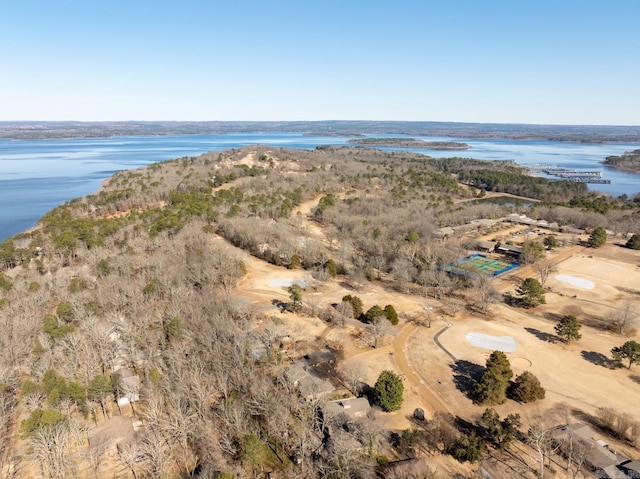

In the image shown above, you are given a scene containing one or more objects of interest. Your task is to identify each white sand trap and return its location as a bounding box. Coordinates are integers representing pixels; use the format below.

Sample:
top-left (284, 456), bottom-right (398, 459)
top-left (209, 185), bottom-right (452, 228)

top-left (555, 275), bottom-right (594, 289)
top-left (465, 332), bottom-right (517, 352)
top-left (267, 278), bottom-right (307, 288)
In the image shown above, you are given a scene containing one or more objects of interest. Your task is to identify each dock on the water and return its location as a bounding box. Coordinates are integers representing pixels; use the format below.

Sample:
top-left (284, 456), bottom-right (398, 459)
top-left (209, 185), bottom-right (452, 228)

top-left (524, 164), bottom-right (611, 184)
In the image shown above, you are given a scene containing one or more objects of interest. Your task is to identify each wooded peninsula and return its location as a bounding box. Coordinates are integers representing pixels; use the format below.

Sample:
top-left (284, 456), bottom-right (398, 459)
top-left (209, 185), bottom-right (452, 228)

top-left (347, 138), bottom-right (470, 149)
top-left (1, 145), bottom-right (639, 478)
top-left (603, 149), bottom-right (640, 173)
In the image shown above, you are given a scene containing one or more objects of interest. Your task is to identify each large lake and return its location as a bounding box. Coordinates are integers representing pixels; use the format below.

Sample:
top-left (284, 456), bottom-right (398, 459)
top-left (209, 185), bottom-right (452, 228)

top-left (1, 133), bottom-right (639, 242)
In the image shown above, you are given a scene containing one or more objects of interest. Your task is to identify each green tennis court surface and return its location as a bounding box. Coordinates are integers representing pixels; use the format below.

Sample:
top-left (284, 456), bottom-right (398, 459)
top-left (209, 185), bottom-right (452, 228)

top-left (442, 254), bottom-right (519, 277)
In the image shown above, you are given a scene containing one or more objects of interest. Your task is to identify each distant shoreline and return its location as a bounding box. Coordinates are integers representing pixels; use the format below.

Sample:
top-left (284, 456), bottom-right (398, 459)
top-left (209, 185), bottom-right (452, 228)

top-left (348, 138), bottom-right (470, 150)
top-left (2, 120), bottom-right (640, 143)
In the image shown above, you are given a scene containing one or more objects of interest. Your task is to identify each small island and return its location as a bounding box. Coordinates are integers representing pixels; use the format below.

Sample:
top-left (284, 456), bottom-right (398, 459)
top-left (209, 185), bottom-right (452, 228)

top-left (602, 149), bottom-right (640, 173)
top-left (348, 137), bottom-right (470, 150)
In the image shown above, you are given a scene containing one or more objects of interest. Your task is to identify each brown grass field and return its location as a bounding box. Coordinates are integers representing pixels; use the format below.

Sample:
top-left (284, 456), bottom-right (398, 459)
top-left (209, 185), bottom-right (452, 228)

top-left (230, 195), bottom-right (640, 438)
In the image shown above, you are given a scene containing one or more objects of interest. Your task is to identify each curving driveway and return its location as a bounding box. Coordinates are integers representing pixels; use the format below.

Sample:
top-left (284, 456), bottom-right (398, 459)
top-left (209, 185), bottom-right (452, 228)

top-left (391, 323), bottom-right (450, 415)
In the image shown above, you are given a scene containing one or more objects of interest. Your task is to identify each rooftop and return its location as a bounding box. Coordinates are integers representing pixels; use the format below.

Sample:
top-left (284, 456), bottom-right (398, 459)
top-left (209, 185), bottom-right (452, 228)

top-left (323, 397), bottom-right (371, 421)
top-left (285, 362), bottom-right (335, 400)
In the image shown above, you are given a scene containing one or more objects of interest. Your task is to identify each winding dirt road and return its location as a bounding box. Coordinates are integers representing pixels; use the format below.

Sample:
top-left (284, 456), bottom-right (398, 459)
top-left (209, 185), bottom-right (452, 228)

top-left (392, 323), bottom-right (450, 414)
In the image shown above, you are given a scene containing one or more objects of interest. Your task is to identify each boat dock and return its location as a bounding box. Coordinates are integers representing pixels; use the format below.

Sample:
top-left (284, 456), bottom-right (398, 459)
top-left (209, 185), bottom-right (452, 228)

top-left (555, 178), bottom-right (611, 184)
top-left (524, 165), bottom-right (611, 184)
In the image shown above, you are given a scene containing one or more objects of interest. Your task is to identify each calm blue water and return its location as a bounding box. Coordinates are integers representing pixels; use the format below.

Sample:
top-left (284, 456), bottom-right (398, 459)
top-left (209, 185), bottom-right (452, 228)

top-left (1, 133), bottom-right (639, 242)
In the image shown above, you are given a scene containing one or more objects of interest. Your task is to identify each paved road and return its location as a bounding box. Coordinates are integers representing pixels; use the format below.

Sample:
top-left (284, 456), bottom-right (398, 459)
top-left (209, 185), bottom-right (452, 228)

top-left (433, 322), bottom-right (457, 364)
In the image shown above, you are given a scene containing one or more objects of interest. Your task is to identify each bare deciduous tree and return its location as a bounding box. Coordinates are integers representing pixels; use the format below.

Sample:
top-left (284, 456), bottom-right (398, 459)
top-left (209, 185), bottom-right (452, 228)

top-left (116, 441), bottom-right (142, 479)
top-left (469, 273), bottom-right (501, 315)
top-left (534, 259), bottom-right (557, 288)
top-left (445, 298), bottom-right (465, 319)
top-left (29, 424), bottom-right (71, 479)
top-left (433, 270), bottom-right (458, 300)
top-left (424, 412), bottom-right (458, 453)
top-left (364, 316), bottom-right (392, 349)
top-left (335, 301), bottom-right (353, 327)
top-left (87, 434), bottom-right (109, 479)
top-left (606, 299), bottom-right (638, 335)
top-left (141, 431), bottom-right (171, 479)
top-left (565, 437), bottom-right (592, 479)
top-left (340, 360), bottom-right (366, 396)
top-left (527, 410), bottom-right (563, 479)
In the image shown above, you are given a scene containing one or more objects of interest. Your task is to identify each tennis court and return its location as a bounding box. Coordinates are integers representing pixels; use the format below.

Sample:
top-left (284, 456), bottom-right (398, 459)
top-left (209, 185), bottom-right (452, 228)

top-left (442, 254), bottom-right (519, 277)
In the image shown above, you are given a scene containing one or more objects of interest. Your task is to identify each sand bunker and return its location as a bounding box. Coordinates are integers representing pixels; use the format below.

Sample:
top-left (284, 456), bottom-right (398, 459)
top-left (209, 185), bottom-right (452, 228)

top-left (465, 332), bottom-right (517, 352)
top-left (511, 357), bottom-right (532, 368)
top-left (267, 278), bottom-right (307, 288)
top-left (555, 275), bottom-right (594, 289)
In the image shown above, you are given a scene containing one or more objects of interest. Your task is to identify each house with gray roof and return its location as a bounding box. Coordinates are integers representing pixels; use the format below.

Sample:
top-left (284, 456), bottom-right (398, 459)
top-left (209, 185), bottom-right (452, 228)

top-left (285, 362), bottom-right (335, 400)
top-left (551, 424), bottom-right (631, 477)
top-left (114, 368), bottom-right (140, 406)
top-left (322, 397), bottom-right (371, 422)
top-left (465, 239), bottom-right (497, 253)
top-left (621, 459), bottom-right (640, 478)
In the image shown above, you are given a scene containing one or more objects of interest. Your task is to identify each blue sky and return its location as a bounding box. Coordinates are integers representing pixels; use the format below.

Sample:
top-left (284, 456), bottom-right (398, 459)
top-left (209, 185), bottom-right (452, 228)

top-left (1, 1), bottom-right (639, 125)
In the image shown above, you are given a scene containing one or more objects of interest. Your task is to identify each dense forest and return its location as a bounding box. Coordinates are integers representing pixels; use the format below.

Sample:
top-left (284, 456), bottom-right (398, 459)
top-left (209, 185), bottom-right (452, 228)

top-left (0, 146), bottom-right (639, 478)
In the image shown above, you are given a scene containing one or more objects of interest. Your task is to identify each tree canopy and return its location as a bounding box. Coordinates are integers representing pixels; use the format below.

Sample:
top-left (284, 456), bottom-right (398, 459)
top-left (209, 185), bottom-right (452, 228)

top-left (480, 408), bottom-right (521, 449)
top-left (474, 351), bottom-right (513, 405)
top-left (374, 370), bottom-right (404, 412)
top-left (509, 371), bottom-right (545, 403)
top-left (342, 294), bottom-right (363, 319)
top-left (588, 226), bottom-right (607, 248)
top-left (543, 235), bottom-right (560, 249)
top-left (554, 315), bottom-right (582, 342)
top-left (451, 433), bottom-right (485, 463)
top-left (287, 284), bottom-right (303, 312)
top-left (383, 304), bottom-right (399, 325)
top-left (516, 277), bottom-right (546, 308)
top-left (611, 341), bottom-right (640, 369)
top-left (363, 304), bottom-right (385, 324)
top-left (522, 240), bottom-right (545, 264)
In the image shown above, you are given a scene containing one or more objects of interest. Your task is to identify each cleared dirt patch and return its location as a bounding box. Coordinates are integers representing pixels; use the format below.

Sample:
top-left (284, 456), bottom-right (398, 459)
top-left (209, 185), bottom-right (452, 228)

top-left (267, 278), bottom-right (308, 288)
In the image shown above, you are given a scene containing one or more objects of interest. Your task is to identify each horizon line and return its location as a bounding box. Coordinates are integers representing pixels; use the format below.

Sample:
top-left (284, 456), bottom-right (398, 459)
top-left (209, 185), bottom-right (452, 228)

top-left (1, 119), bottom-right (640, 128)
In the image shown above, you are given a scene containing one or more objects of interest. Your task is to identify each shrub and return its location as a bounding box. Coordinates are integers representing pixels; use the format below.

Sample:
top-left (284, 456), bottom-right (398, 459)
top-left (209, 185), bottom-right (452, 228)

top-left (588, 226), bottom-right (607, 248)
top-left (451, 433), bottom-right (485, 463)
top-left (509, 371), bottom-right (545, 403)
top-left (363, 305), bottom-right (385, 324)
top-left (626, 233), bottom-right (640, 250)
top-left (68, 277), bottom-right (88, 293)
top-left (384, 304), bottom-right (399, 325)
top-left (56, 302), bottom-right (74, 322)
top-left (342, 294), bottom-right (363, 319)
